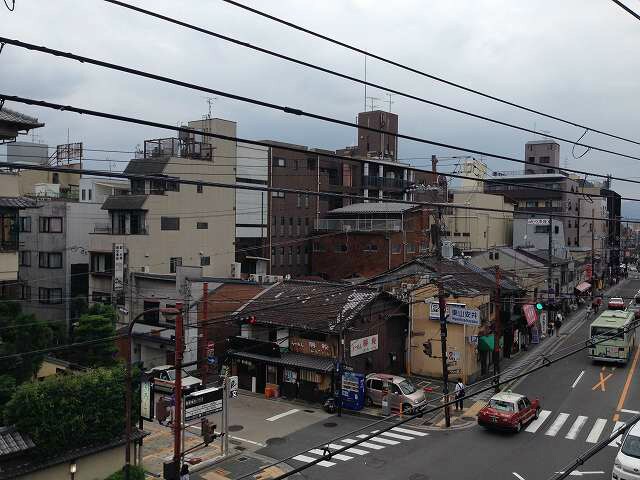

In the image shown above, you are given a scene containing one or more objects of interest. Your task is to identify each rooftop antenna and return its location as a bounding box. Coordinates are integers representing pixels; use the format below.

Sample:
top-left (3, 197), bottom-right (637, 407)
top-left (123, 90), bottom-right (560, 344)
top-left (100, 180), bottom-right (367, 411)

top-left (385, 93), bottom-right (394, 113)
top-left (203, 96), bottom-right (217, 119)
top-left (366, 96), bottom-right (381, 112)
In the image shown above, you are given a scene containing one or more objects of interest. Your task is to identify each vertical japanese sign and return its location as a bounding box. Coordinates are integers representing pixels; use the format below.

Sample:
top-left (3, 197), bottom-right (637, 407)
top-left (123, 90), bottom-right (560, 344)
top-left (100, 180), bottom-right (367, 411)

top-left (113, 243), bottom-right (124, 292)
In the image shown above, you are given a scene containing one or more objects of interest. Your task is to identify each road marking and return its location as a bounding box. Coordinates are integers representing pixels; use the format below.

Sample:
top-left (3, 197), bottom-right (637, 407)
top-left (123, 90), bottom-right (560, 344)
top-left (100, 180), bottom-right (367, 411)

top-left (292, 454), bottom-right (335, 467)
top-left (565, 416), bottom-right (588, 440)
top-left (391, 426), bottom-right (429, 437)
top-left (621, 409), bottom-right (640, 414)
top-left (525, 409), bottom-right (551, 433)
top-left (340, 438), bottom-right (385, 450)
top-left (586, 419), bottom-right (608, 443)
top-left (545, 413), bottom-right (570, 437)
top-left (229, 435), bottom-right (265, 447)
top-left (379, 431), bottom-right (414, 441)
top-left (571, 371), bottom-right (585, 388)
top-left (554, 471), bottom-right (605, 476)
top-left (512, 473), bottom-right (526, 480)
top-left (308, 449), bottom-right (352, 461)
top-left (591, 372), bottom-right (613, 392)
top-left (609, 421), bottom-right (626, 447)
top-left (614, 344), bottom-right (640, 421)
top-left (266, 409), bottom-right (300, 422)
top-left (327, 443), bottom-right (368, 456)
top-left (357, 434), bottom-right (399, 445)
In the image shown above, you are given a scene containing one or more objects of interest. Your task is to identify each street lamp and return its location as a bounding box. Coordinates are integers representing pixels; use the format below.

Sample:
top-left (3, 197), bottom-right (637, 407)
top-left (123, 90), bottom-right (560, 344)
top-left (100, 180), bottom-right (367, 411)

top-left (125, 307), bottom-right (179, 480)
top-left (69, 461), bottom-right (77, 480)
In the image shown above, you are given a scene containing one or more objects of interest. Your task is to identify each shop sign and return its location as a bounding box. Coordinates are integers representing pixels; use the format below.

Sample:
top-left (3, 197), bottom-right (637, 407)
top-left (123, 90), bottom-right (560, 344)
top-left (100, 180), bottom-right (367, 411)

top-left (527, 218), bottom-right (550, 226)
top-left (350, 334), bottom-right (379, 357)
top-left (113, 243), bottom-right (124, 292)
top-left (289, 337), bottom-right (333, 357)
top-left (140, 375), bottom-right (154, 421)
top-left (184, 386), bottom-right (223, 421)
top-left (429, 302), bottom-right (481, 326)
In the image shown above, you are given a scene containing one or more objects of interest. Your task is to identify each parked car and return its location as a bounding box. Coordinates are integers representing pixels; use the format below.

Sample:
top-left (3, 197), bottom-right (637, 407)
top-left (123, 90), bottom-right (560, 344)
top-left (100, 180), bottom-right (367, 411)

top-left (146, 365), bottom-right (202, 393)
top-left (478, 392), bottom-right (540, 432)
top-left (612, 421), bottom-right (640, 479)
top-left (608, 297), bottom-right (626, 311)
top-left (365, 373), bottom-right (426, 413)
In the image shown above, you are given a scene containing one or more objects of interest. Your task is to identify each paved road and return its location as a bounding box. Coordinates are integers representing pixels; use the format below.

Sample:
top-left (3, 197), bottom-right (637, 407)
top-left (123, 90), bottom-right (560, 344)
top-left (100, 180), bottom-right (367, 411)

top-left (251, 279), bottom-right (640, 480)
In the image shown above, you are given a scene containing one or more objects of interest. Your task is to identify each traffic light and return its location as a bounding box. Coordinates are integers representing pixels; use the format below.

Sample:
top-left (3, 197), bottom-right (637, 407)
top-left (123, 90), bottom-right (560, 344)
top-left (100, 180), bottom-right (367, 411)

top-left (422, 341), bottom-right (432, 357)
top-left (536, 302), bottom-right (544, 311)
top-left (201, 418), bottom-right (218, 444)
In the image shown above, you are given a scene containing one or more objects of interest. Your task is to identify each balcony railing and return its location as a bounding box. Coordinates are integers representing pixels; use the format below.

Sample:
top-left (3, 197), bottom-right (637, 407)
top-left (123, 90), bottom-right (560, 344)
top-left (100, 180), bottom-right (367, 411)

top-left (92, 223), bottom-right (148, 235)
top-left (316, 218), bottom-right (402, 232)
top-left (363, 175), bottom-right (411, 191)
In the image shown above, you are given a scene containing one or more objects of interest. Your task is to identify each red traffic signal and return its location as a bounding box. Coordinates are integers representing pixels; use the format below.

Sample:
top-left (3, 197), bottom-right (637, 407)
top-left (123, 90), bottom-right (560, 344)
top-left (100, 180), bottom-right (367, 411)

top-left (239, 315), bottom-right (257, 325)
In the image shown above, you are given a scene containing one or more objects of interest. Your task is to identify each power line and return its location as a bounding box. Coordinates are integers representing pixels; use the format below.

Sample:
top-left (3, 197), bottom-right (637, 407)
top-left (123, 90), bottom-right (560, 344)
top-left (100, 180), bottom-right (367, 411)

top-left (216, 0), bottom-right (640, 148)
top-left (611, 0), bottom-right (640, 21)
top-left (2, 94), bottom-right (639, 226)
top-left (4, 37), bottom-right (640, 170)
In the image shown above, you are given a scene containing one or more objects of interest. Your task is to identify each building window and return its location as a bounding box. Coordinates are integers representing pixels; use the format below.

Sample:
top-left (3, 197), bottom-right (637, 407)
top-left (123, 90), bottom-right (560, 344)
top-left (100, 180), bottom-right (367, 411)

top-left (334, 243), bottom-right (348, 253)
top-left (495, 252), bottom-right (500, 260)
top-left (419, 241), bottom-right (428, 253)
top-left (19, 216), bottom-right (31, 233)
top-left (275, 157), bottom-right (286, 167)
top-left (161, 216), bottom-right (180, 231)
top-left (39, 252), bottom-right (62, 268)
top-left (305, 195), bottom-right (310, 208)
top-left (288, 247), bottom-right (293, 265)
top-left (279, 247), bottom-right (285, 266)
top-left (165, 179), bottom-right (180, 192)
top-left (305, 217), bottom-right (310, 235)
top-left (170, 257), bottom-right (182, 273)
top-left (554, 225), bottom-right (560, 234)
top-left (19, 250), bottom-right (30, 266)
top-left (143, 301), bottom-right (160, 324)
top-left (526, 201), bottom-right (537, 208)
top-left (489, 252), bottom-right (494, 260)
top-left (88, 189), bottom-right (92, 201)
top-left (38, 287), bottom-right (62, 304)
top-left (527, 156), bottom-right (535, 163)
top-left (406, 243), bottom-right (416, 254)
top-left (288, 217), bottom-right (293, 236)
top-left (307, 158), bottom-right (316, 170)
top-left (293, 160), bottom-right (299, 170)
top-left (272, 216), bottom-right (277, 227)
top-left (200, 256), bottom-right (211, 266)
top-left (391, 244), bottom-right (402, 254)
top-left (271, 191), bottom-right (285, 198)
top-left (279, 216), bottom-right (285, 236)
top-left (296, 246), bottom-right (301, 265)
top-left (20, 284), bottom-right (31, 301)
top-left (92, 291), bottom-right (111, 304)
top-left (296, 218), bottom-right (301, 236)
top-left (363, 244), bottom-right (378, 253)
top-left (539, 156), bottom-right (550, 164)
top-left (39, 216), bottom-right (63, 233)
top-left (534, 226), bottom-right (550, 234)
top-left (81, 189), bottom-right (86, 201)
top-left (197, 184), bottom-right (204, 194)
top-left (297, 194), bottom-right (302, 208)
top-left (544, 200), bottom-right (552, 208)
top-left (197, 222), bottom-right (208, 229)
top-left (271, 247), bottom-right (276, 264)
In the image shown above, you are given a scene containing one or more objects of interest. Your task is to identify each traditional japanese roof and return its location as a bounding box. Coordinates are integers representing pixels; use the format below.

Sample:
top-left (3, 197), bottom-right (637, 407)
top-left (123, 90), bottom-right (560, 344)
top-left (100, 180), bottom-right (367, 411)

top-left (0, 197), bottom-right (38, 209)
top-left (327, 202), bottom-right (418, 215)
top-left (101, 194), bottom-right (148, 210)
top-left (229, 351), bottom-right (335, 372)
top-left (0, 107), bottom-right (44, 131)
top-left (0, 427), bottom-right (35, 457)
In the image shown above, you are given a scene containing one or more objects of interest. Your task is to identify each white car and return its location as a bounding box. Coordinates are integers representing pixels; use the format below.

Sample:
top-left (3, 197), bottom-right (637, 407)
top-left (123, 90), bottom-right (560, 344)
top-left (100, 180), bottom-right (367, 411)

top-left (612, 422), bottom-right (640, 479)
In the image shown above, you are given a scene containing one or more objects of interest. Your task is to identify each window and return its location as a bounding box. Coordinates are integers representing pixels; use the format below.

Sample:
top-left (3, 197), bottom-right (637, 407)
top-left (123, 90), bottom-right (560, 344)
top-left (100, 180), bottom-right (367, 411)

top-left (554, 225), bottom-right (560, 234)
top-left (363, 243), bottom-right (378, 253)
top-left (271, 191), bottom-right (285, 198)
top-left (535, 226), bottom-right (550, 234)
top-left (52, 173), bottom-right (59, 184)
top-left (293, 160), bottom-right (299, 170)
top-left (197, 184), bottom-right (204, 194)
top-left (305, 217), bottom-right (310, 234)
top-left (334, 243), bottom-right (348, 253)
top-left (275, 157), bottom-right (286, 167)
top-left (288, 217), bottom-right (293, 236)
top-left (130, 213), bottom-right (145, 235)
top-left (131, 179), bottom-right (145, 194)
top-left (307, 158), bottom-right (316, 170)
top-left (92, 291), bottom-right (111, 304)
top-left (197, 222), bottom-right (208, 229)
top-left (288, 247), bottom-right (293, 265)
top-left (19, 216), bottom-right (31, 232)
top-left (297, 194), bottom-right (302, 208)
top-left (39, 217), bottom-right (63, 233)
top-left (39, 252), bottom-right (62, 268)
top-left (544, 200), bottom-right (552, 208)
top-left (20, 284), bottom-right (31, 301)
top-left (19, 251), bottom-right (30, 266)
top-left (527, 156), bottom-right (535, 163)
top-left (272, 216), bottom-right (277, 227)
top-left (296, 246), bottom-right (301, 265)
top-left (279, 216), bottom-right (285, 236)
top-left (143, 301), bottom-right (160, 324)
top-left (296, 218), bottom-right (301, 236)
top-left (161, 216), bottom-right (180, 231)
top-left (81, 189), bottom-right (86, 201)
top-left (489, 252), bottom-right (494, 260)
top-left (305, 195), bottom-right (310, 208)
top-left (200, 256), bottom-right (211, 266)
top-left (280, 247), bottom-right (285, 266)
top-left (495, 252), bottom-right (500, 260)
top-left (271, 247), bottom-right (276, 263)
top-left (526, 201), bottom-right (537, 208)
top-left (406, 243), bottom-right (416, 254)
top-left (391, 244), bottom-right (402, 254)
top-left (165, 179), bottom-right (180, 192)
top-left (88, 189), bottom-right (92, 201)
top-left (39, 287), bottom-right (62, 304)
top-left (170, 257), bottom-right (182, 273)
top-left (539, 156), bottom-right (550, 164)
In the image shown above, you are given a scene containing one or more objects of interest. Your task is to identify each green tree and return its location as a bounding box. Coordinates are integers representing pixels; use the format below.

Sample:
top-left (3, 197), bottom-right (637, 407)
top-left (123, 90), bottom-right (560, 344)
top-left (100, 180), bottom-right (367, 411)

top-left (70, 303), bottom-right (119, 368)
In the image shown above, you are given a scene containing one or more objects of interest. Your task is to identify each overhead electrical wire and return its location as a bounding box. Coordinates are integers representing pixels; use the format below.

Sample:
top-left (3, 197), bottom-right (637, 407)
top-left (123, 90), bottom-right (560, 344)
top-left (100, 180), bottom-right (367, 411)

top-left (214, 0), bottom-right (640, 148)
top-left (611, 0), bottom-right (640, 21)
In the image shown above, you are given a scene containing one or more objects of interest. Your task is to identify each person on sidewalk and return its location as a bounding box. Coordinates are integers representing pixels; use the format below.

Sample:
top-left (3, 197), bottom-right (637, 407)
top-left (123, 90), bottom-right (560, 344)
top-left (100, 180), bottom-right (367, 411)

top-left (454, 379), bottom-right (465, 411)
top-left (554, 312), bottom-right (563, 337)
top-left (180, 464), bottom-right (190, 480)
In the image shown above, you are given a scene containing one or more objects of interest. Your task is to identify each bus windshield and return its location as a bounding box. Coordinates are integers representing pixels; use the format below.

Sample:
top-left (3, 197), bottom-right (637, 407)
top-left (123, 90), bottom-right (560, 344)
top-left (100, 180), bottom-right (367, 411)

top-left (591, 326), bottom-right (623, 340)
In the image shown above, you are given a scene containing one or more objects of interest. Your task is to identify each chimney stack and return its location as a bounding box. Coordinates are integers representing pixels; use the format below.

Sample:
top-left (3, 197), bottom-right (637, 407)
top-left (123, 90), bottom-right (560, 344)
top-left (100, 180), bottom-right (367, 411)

top-left (431, 155), bottom-right (438, 174)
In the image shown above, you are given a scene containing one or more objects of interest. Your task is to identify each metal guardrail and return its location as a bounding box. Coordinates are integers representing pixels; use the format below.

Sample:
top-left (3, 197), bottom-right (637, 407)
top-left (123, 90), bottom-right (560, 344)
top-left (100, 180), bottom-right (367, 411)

top-left (316, 218), bottom-right (402, 232)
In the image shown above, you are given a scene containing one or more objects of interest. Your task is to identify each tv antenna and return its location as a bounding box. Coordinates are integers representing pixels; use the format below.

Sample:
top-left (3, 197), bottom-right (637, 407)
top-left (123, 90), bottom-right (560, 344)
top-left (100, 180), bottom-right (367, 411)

top-left (203, 96), bottom-right (217, 119)
top-left (385, 93), bottom-right (394, 113)
top-left (366, 96), bottom-right (381, 111)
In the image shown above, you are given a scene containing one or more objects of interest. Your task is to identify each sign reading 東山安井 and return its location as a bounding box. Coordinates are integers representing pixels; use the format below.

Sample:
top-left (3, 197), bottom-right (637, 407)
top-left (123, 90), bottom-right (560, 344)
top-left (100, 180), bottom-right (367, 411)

top-left (527, 218), bottom-right (550, 226)
top-left (184, 386), bottom-right (223, 421)
top-left (350, 334), bottom-right (379, 357)
top-left (429, 302), bottom-right (481, 326)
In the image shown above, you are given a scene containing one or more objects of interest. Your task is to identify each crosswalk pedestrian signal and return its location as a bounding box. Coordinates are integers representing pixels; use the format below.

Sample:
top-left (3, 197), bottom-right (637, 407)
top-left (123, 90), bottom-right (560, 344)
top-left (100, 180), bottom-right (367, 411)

top-left (422, 341), bottom-right (432, 357)
top-left (201, 418), bottom-right (218, 444)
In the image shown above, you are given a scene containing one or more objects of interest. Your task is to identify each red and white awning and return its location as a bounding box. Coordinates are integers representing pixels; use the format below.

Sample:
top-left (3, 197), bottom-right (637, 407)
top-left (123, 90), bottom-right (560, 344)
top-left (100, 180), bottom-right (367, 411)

top-left (575, 282), bottom-right (591, 293)
top-left (522, 304), bottom-right (538, 327)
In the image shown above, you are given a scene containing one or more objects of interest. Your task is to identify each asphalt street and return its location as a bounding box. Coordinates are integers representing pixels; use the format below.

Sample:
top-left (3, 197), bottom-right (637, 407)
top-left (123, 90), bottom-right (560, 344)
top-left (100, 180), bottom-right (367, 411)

top-left (253, 279), bottom-right (640, 480)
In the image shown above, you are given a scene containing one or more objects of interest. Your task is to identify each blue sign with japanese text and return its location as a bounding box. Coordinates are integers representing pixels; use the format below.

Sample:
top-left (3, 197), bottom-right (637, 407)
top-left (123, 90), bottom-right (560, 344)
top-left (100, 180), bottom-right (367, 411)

top-left (341, 371), bottom-right (365, 411)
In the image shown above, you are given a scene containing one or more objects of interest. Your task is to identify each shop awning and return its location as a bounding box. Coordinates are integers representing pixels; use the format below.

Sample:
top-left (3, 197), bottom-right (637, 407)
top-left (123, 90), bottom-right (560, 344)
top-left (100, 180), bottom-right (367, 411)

top-left (478, 335), bottom-right (494, 352)
top-left (522, 304), bottom-right (538, 327)
top-left (575, 282), bottom-right (591, 293)
top-left (229, 351), bottom-right (335, 373)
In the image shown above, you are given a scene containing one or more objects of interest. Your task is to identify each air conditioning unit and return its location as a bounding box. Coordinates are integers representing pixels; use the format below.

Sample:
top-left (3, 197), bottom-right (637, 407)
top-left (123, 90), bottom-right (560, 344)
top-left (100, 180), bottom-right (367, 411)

top-left (275, 275), bottom-right (284, 282)
top-left (140, 266), bottom-right (150, 273)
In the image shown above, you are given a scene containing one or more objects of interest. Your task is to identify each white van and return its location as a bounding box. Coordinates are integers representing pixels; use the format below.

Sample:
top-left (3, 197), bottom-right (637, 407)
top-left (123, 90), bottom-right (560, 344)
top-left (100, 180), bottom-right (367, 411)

top-left (612, 421), bottom-right (640, 479)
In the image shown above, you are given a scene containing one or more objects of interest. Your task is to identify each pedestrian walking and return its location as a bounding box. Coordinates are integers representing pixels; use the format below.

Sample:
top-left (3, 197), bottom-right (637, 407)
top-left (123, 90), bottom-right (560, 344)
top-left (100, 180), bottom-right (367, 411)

top-left (547, 317), bottom-right (554, 337)
top-left (554, 312), bottom-right (563, 337)
top-left (180, 464), bottom-right (190, 480)
top-left (454, 379), bottom-right (465, 411)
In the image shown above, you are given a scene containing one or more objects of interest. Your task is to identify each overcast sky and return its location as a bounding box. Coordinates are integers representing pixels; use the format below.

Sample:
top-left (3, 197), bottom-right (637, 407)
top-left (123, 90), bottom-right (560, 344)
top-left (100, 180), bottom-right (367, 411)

top-left (2, 0), bottom-right (640, 217)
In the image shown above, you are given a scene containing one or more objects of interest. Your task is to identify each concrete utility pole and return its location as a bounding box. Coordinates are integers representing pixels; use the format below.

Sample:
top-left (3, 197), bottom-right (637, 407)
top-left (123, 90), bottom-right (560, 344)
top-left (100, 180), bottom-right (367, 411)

top-left (436, 206), bottom-right (451, 428)
top-left (337, 319), bottom-right (345, 418)
top-left (173, 302), bottom-right (184, 474)
top-left (202, 282), bottom-right (209, 386)
top-left (547, 214), bottom-right (554, 315)
top-left (591, 208), bottom-right (596, 300)
top-left (493, 266), bottom-right (501, 393)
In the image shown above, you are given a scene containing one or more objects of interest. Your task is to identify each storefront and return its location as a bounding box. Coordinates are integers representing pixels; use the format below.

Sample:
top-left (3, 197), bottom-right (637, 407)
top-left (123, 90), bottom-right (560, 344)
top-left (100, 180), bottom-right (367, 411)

top-left (522, 304), bottom-right (540, 344)
top-left (575, 281), bottom-right (592, 302)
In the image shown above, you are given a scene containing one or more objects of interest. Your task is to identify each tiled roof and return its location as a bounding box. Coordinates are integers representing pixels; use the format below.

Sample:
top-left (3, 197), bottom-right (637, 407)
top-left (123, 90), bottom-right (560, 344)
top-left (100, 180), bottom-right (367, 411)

top-left (0, 108), bottom-right (44, 129)
top-left (238, 280), bottom-right (380, 333)
top-left (0, 427), bottom-right (34, 457)
top-left (124, 157), bottom-right (170, 176)
top-left (229, 351), bottom-right (335, 372)
top-left (328, 202), bottom-right (418, 215)
top-left (101, 194), bottom-right (148, 210)
top-left (0, 197), bottom-right (38, 209)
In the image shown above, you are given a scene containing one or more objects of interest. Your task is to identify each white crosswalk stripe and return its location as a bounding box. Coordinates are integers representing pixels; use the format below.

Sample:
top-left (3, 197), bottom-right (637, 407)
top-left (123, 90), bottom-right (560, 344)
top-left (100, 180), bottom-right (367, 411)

top-left (379, 431), bottom-right (415, 441)
top-left (327, 443), bottom-right (368, 456)
top-left (545, 413), bottom-right (570, 436)
top-left (292, 455), bottom-right (335, 467)
top-left (392, 427), bottom-right (429, 437)
top-left (609, 422), bottom-right (626, 447)
top-left (357, 433), bottom-right (400, 445)
top-left (340, 438), bottom-right (385, 450)
top-left (565, 416), bottom-right (588, 440)
top-left (308, 449), bottom-right (353, 461)
top-left (525, 409), bottom-right (551, 433)
top-left (586, 419), bottom-right (608, 444)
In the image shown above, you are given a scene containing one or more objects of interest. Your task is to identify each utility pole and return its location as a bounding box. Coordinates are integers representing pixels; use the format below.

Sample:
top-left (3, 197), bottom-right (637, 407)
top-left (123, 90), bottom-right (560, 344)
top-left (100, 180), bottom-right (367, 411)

top-left (547, 214), bottom-right (553, 321)
top-left (202, 282), bottom-right (209, 386)
top-left (591, 208), bottom-right (596, 301)
top-left (493, 266), bottom-right (501, 393)
top-left (436, 206), bottom-right (451, 428)
top-left (337, 320), bottom-right (345, 417)
top-left (173, 301), bottom-right (184, 475)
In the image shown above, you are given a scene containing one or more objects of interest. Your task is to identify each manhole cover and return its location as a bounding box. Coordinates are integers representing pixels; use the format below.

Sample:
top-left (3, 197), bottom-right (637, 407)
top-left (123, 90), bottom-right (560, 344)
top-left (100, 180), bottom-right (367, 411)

top-left (303, 409), bottom-right (315, 413)
top-left (234, 446), bottom-right (247, 451)
top-left (323, 422), bottom-right (338, 428)
top-left (266, 437), bottom-right (286, 446)
top-left (462, 416), bottom-right (475, 421)
top-left (228, 425), bottom-right (244, 432)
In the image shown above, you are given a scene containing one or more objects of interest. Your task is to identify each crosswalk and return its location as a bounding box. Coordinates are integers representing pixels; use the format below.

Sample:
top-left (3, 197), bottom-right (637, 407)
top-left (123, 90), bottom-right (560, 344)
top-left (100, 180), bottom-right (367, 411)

top-left (290, 426), bottom-right (428, 469)
top-left (524, 410), bottom-right (625, 447)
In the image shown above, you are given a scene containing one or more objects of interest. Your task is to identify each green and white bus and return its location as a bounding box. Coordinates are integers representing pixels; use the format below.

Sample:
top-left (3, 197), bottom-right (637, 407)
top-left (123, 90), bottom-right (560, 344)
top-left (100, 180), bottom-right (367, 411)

top-left (588, 310), bottom-right (636, 364)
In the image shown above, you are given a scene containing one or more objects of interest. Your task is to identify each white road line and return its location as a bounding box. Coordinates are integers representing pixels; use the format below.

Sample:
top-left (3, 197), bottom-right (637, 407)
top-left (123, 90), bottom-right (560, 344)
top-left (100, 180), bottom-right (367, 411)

top-left (391, 427), bottom-right (429, 437)
top-left (525, 409), bottom-right (551, 433)
top-left (609, 421), bottom-right (626, 447)
top-left (513, 473), bottom-right (526, 480)
top-left (292, 455), bottom-right (335, 467)
top-left (266, 408), bottom-right (300, 422)
top-left (229, 435), bottom-right (266, 447)
top-left (586, 419), bottom-right (608, 443)
top-left (308, 449), bottom-right (353, 461)
top-left (545, 413), bottom-right (570, 437)
top-left (565, 416), bottom-right (588, 440)
top-left (571, 371), bottom-right (585, 388)
top-left (327, 443), bottom-right (368, 455)
top-left (379, 431), bottom-right (415, 441)
top-left (341, 438), bottom-right (385, 450)
top-left (357, 434), bottom-right (399, 445)
top-left (622, 409), bottom-right (640, 414)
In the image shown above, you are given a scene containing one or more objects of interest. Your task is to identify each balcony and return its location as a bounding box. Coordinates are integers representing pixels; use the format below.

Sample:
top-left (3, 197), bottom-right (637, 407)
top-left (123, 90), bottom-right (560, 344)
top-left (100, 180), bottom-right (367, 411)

top-left (92, 223), bottom-right (148, 235)
top-left (316, 218), bottom-right (402, 232)
top-left (0, 240), bottom-right (18, 252)
top-left (363, 175), bottom-right (411, 191)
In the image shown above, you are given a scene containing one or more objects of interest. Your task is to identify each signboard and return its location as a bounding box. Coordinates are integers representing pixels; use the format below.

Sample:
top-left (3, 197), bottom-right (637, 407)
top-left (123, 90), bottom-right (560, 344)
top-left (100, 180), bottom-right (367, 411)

top-left (112, 243), bottom-right (124, 292)
top-left (446, 351), bottom-right (461, 363)
top-left (527, 218), bottom-right (550, 226)
top-left (467, 335), bottom-right (478, 345)
top-left (340, 371), bottom-right (365, 411)
top-left (540, 311), bottom-right (548, 336)
top-left (184, 386), bottom-right (223, 421)
top-left (228, 376), bottom-right (239, 398)
top-left (531, 326), bottom-right (540, 344)
top-left (207, 341), bottom-right (216, 365)
top-left (289, 337), bottom-right (334, 357)
top-left (350, 334), bottom-right (379, 357)
top-left (429, 302), bottom-right (481, 326)
top-left (140, 376), bottom-right (154, 421)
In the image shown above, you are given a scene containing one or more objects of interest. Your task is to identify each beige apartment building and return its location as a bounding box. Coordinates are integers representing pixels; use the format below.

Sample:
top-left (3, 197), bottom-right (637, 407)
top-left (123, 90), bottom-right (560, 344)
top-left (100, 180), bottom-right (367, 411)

top-left (88, 118), bottom-right (237, 303)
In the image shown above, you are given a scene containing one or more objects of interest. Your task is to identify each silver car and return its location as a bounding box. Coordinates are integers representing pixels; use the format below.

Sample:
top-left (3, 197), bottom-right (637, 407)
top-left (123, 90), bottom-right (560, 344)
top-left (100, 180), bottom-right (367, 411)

top-left (365, 373), bottom-right (426, 413)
